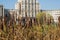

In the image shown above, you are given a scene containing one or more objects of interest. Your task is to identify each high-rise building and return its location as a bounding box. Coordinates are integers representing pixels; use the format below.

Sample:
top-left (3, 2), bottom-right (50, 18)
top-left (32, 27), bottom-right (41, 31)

top-left (15, 0), bottom-right (40, 17)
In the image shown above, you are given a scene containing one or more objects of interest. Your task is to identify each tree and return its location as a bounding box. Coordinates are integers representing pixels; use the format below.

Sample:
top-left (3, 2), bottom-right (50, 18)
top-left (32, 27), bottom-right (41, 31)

top-left (58, 16), bottom-right (60, 27)
top-left (46, 13), bottom-right (54, 25)
top-left (58, 16), bottom-right (60, 23)
top-left (36, 12), bottom-right (46, 26)
top-left (36, 12), bottom-right (54, 25)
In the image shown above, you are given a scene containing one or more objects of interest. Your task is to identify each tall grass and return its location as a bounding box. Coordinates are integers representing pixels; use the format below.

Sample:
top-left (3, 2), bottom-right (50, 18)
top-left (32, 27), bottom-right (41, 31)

top-left (0, 23), bottom-right (60, 40)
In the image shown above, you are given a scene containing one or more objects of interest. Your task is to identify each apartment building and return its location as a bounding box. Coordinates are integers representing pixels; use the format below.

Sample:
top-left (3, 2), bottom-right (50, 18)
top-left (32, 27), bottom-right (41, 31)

top-left (15, 0), bottom-right (40, 17)
top-left (42, 10), bottom-right (60, 22)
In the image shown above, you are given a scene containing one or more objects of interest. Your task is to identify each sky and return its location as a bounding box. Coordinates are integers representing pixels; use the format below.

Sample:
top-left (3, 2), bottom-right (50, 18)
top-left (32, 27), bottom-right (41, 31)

top-left (0, 0), bottom-right (60, 10)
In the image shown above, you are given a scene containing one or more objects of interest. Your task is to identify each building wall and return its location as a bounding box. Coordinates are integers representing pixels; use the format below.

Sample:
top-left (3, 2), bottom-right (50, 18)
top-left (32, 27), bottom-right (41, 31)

top-left (0, 5), bottom-right (4, 18)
